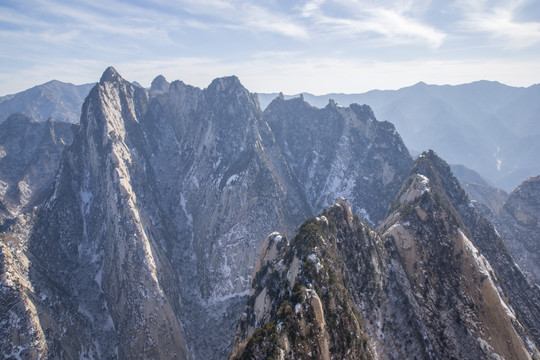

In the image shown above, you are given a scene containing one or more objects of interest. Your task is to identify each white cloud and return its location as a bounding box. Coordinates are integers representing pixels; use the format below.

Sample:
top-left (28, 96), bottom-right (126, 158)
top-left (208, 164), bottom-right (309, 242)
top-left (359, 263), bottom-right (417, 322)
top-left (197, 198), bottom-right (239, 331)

top-left (300, 0), bottom-right (446, 48)
top-left (0, 0), bottom-right (538, 96)
top-left (237, 3), bottom-right (309, 39)
top-left (458, 0), bottom-right (540, 48)
top-left (151, 0), bottom-right (309, 39)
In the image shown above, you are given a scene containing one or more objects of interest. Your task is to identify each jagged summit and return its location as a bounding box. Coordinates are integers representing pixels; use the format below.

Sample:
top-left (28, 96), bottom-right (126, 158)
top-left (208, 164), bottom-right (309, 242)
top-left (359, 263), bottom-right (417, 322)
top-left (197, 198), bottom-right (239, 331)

top-left (335, 196), bottom-right (353, 222)
top-left (231, 201), bottom-right (381, 359)
top-left (326, 98), bottom-right (337, 109)
top-left (265, 93), bottom-right (314, 113)
top-left (203, 75), bottom-right (261, 114)
top-left (409, 150), bottom-right (461, 194)
top-left (387, 149), bottom-right (477, 226)
top-left (206, 75), bottom-right (243, 93)
top-left (379, 161), bottom-right (537, 359)
top-left (232, 187), bottom-right (538, 359)
top-left (150, 74), bottom-right (170, 94)
top-left (99, 66), bottom-right (122, 84)
top-left (411, 150), bottom-right (472, 210)
top-left (264, 97), bottom-right (412, 224)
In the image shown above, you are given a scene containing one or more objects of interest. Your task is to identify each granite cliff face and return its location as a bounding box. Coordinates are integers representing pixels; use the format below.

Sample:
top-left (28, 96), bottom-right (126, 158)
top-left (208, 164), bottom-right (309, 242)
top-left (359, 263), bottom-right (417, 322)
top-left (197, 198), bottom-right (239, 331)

top-left (408, 152), bottom-right (540, 347)
top-left (232, 153), bottom-right (540, 359)
top-left (1, 68), bottom-right (415, 359)
top-left (2, 67), bottom-right (190, 359)
top-left (453, 166), bottom-right (540, 288)
top-left (2, 68), bottom-right (538, 359)
top-left (264, 96), bottom-right (412, 224)
top-left (381, 152), bottom-right (539, 359)
top-left (497, 176), bottom-right (540, 287)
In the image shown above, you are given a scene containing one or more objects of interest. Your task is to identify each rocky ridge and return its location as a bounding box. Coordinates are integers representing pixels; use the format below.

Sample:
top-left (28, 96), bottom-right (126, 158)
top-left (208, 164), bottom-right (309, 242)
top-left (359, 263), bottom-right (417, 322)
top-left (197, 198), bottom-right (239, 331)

top-left (259, 81), bottom-right (540, 191)
top-left (264, 96), bottom-right (412, 224)
top-left (1, 67), bottom-right (414, 359)
top-left (232, 152), bottom-right (540, 359)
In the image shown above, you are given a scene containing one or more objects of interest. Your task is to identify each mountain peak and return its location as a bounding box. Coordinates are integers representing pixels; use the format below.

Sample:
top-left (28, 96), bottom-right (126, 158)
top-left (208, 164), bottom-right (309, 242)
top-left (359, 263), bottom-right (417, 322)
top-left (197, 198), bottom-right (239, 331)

top-left (99, 66), bottom-right (122, 84)
top-left (415, 149), bottom-right (449, 174)
top-left (204, 75), bottom-right (259, 110)
top-left (411, 150), bottom-right (462, 200)
top-left (207, 75), bottom-right (244, 94)
top-left (335, 197), bottom-right (353, 222)
top-left (150, 75), bottom-right (170, 94)
top-left (326, 98), bottom-right (337, 109)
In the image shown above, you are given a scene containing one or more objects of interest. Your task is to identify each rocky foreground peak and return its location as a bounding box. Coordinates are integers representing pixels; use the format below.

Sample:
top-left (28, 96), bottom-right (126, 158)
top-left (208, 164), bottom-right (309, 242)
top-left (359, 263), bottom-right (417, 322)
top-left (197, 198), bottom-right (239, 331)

top-left (232, 162), bottom-right (539, 359)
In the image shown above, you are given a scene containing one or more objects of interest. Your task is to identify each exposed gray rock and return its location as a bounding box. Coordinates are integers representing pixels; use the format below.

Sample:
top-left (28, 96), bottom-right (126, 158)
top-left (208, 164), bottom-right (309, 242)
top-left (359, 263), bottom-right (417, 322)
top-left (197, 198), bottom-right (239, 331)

top-left (232, 153), bottom-right (540, 360)
top-left (497, 176), bottom-right (540, 287)
top-left (408, 151), bottom-right (540, 348)
top-left (0, 113), bottom-right (75, 226)
top-left (149, 75), bottom-right (170, 95)
top-left (259, 82), bottom-right (540, 191)
top-left (3, 68), bottom-right (538, 360)
top-left (264, 96), bottom-right (413, 225)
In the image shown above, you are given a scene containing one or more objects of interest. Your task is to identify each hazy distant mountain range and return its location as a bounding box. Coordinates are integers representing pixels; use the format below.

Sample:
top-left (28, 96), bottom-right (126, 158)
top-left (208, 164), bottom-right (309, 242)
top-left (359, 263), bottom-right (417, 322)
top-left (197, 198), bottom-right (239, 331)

top-left (0, 80), bottom-right (95, 124)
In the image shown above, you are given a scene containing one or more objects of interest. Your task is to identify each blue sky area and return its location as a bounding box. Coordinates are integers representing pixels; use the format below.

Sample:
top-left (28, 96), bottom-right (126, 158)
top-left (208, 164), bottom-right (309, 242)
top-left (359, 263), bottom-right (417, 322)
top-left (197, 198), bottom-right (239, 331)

top-left (1, 0), bottom-right (539, 95)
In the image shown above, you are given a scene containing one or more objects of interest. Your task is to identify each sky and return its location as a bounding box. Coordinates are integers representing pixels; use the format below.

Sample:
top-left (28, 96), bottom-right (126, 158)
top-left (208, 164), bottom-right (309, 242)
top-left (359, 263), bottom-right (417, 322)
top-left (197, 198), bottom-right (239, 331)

top-left (1, 0), bottom-right (540, 95)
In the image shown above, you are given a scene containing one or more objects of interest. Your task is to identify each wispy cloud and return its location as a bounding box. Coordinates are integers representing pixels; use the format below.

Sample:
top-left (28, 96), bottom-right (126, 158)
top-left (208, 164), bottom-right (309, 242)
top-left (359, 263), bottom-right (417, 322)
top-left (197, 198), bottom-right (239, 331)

top-left (300, 0), bottom-right (446, 48)
top-left (234, 3), bottom-right (309, 39)
top-left (458, 0), bottom-right (540, 48)
top-left (151, 0), bottom-right (309, 39)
